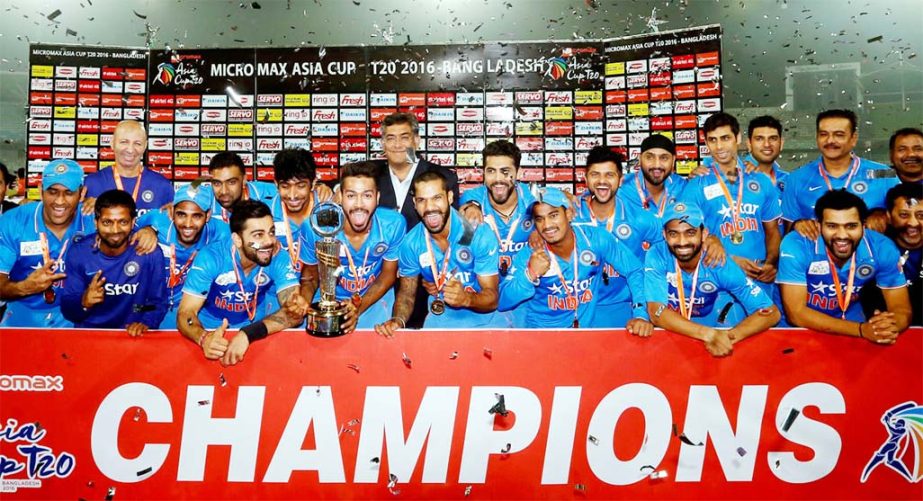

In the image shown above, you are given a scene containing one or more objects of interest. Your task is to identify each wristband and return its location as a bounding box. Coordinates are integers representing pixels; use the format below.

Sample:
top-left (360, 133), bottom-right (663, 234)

top-left (390, 317), bottom-right (406, 329)
top-left (241, 321), bottom-right (269, 343)
top-left (525, 262), bottom-right (540, 285)
top-left (857, 322), bottom-right (865, 339)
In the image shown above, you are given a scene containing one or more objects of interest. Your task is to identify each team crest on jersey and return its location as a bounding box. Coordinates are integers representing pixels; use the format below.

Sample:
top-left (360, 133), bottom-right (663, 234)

top-left (456, 247), bottom-right (473, 264)
top-left (616, 224), bottom-right (632, 238)
top-left (522, 218), bottom-right (534, 231)
top-left (699, 281), bottom-right (717, 293)
top-left (853, 181), bottom-right (868, 194)
top-left (857, 264), bottom-right (874, 278)
top-left (579, 250), bottom-right (596, 266)
top-left (373, 242), bottom-right (388, 256)
top-left (747, 180), bottom-right (761, 193)
top-left (124, 261), bottom-right (140, 277)
top-left (142, 190), bottom-right (154, 203)
top-left (55, 163), bottom-right (67, 173)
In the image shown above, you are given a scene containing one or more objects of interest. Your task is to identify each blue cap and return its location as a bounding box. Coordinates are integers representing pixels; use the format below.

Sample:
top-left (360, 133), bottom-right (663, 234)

top-left (528, 186), bottom-right (572, 214)
top-left (42, 159), bottom-right (84, 191)
top-left (662, 202), bottom-right (705, 228)
top-left (174, 184), bottom-right (212, 212)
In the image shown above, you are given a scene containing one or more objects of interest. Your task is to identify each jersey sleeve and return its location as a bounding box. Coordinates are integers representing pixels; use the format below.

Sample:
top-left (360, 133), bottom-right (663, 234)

top-left (397, 236), bottom-right (422, 278)
top-left (59, 243), bottom-right (91, 324)
top-left (472, 226), bottom-right (500, 277)
top-left (600, 230), bottom-right (648, 320)
top-left (642, 245), bottom-right (671, 305)
top-left (497, 245), bottom-right (537, 312)
top-left (780, 171), bottom-right (804, 222)
top-left (0, 213), bottom-right (19, 274)
top-left (459, 186), bottom-right (483, 206)
top-left (760, 180), bottom-right (783, 222)
top-left (269, 251), bottom-right (299, 293)
top-left (154, 176), bottom-right (175, 208)
top-left (777, 233), bottom-right (810, 286)
top-left (182, 251), bottom-right (217, 298)
top-left (718, 259), bottom-right (774, 314)
top-left (83, 171), bottom-right (104, 199)
top-left (873, 234), bottom-right (909, 289)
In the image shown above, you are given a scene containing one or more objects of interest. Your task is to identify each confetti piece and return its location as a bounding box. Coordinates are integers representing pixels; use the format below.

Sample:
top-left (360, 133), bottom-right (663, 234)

top-left (449, 351), bottom-right (459, 360)
top-left (132, 408), bottom-right (141, 421)
top-left (679, 433), bottom-right (703, 446)
top-left (782, 348), bottom-right (795, 354)
top-left (132, 10), bottom-right (147, 19)
top-left (483, 347), bottom-right (493, 359)
top-left (782, 408), bottom-right (800, 432)
top-left (489, 393), bottom-right (508, 417)
top-left (46, 9), bottom-right (62, 21)
top-left (387, 473), bottom-right (401, 495)
top-left (136, 466), bottom-right (152, 476)
top-left (640, 465), bottom-right (655, 471)
top-left (251, 1), bottom-right (262, 8)
top-left (649, 470), bottom-right (668, 480)
top-left (574, 483), bottom-right (586, 492)
top-left (672, 423), bottom-right (678, 436)
top-left (316, 387), bottom-right (321, 396)
top-left (105, 487), bottom-right (116, 500)
top-left (867, 35), bottom-right (883, 43)
top-left (775, 459), bottom-right (781, 468)
top-left (464, 485), bottom-right (472, 496)
top-left (588, 435), bottom-right (599, 445)
top-left (62, 353), bottom-right (69, 359)
top-left (86, 481), bottom-right (95, 487)
top-left (347, 419), bottom-right (360, 426)
top-left (370, 457), bottom-right (380, 464)
top-left (736, 447), bottom-right (747, 457)
top-left (401, 353), bottom-right (412, 368)
top-left (219, 373), bottom-right (227, 387)
top-left (197, 400), bottom-right (210, 406)
top-left (501, 443), bottom-right (511, 453)
top-left (346, 363), bottom-right (361, 373)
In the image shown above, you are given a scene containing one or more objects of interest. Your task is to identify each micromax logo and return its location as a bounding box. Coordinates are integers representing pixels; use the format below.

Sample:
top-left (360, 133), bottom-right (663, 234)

top-left (0, 374), bottom-right (64, 392)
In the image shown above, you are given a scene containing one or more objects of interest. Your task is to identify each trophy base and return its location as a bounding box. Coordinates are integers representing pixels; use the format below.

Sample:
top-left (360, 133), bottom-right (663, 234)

top-left (305, 301), bottom-right (350, 338)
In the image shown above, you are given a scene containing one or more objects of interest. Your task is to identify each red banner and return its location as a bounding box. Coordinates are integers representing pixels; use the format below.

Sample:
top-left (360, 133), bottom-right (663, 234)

top-left (1, 328), bottom-right (921, 499)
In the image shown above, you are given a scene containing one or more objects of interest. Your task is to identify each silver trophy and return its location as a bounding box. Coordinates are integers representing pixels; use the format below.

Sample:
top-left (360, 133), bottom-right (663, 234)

top-left (305, 202), bottom-right (350, 337)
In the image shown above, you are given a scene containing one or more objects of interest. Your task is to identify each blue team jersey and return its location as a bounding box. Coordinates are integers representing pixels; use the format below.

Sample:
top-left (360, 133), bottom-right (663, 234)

top-left (199, 181), bottom-right (278, 223)
top-left (643, 241), bottom-right (774, 327)
top-left (702, 154), bottom-right (789, 192)
top-left (398, 209), bottom-right (503, 328)
top-left (683, 162), bottom-right (782, 262)
top-left (268, 193), bottom-right (320, 273)
top-left (460, 184), bottom-right (536, 274)
top-left (499, 224), bottom-right (648, 328)
top-left (617, 172), bottom-right (687, 236)
top-left (84, 167), bottom-right (174, 216)
top-left (301, 208), bottom-right (406, 327)
top-left (182, 242), bottom-right (299, 329)
top-left (138, 210), bottom-right (231, 328)
top-left (781, 155), bottom-right (899, 222)
top-left (573, 194), bottom-right (662, 323)
top-left (0, 203), bottom-right (94, 327)
top-left (777, 230), bottom-right (905, 322)
top-left (59, 233), bottom-right (167, 329)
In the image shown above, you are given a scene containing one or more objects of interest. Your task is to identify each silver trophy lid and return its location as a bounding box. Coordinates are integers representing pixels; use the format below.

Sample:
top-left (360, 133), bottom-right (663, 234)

top-left (310, 201), bottom-right (345, 238)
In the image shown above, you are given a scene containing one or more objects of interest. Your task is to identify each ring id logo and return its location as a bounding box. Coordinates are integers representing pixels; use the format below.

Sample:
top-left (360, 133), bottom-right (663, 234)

top-left (0, 419), bottom-right (76, 492)
top-left (861, 401), bottom-right (923, 483)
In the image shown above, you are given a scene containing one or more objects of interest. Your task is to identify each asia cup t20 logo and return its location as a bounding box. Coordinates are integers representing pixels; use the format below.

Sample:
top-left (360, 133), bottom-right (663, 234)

top-left (860, 401), bottom-right (923, 483)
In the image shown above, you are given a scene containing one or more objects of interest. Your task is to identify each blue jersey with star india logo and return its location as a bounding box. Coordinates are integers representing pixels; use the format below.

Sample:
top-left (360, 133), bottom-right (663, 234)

top-left (59, 233), bottom-right (168, 328)
top-left (460, 184), bottom-right (537, 274)
top-left (777, 230), bottom-right (905, 322)
top-left (617, 172), bottom-right (687, 238)
top-left (301, 208), bottom-right (406, 328)
top-left (643, 241), bottom-right (774, 327)
top-left (199, 181), bottom-right (278, 223)
top-left (84, 167), bottom-right (174, 216)
top-left (138, 210), bottom-right (231, 328)
top-left (573, 193), bottom-right (662, 327)
top-left (499, 224), bottom-right (648, 328)
top-left (398, 209), bottom-right (503, 328)
top-left (0, 203), bottom-right (94, 327)
top-left (182, 243), bottom-right (299, 329)
top-left (781, 155), bottom-right (899, 223)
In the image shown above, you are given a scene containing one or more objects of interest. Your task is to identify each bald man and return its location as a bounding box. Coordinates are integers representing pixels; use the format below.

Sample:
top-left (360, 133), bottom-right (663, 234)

top-left (84, 120), bottom-right (174, 216)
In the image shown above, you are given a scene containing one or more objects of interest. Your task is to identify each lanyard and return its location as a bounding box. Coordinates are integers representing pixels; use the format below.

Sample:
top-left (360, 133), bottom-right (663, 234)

top-left (818, 154), bottom-right (860, 191)
top-left (825, 249), bottom-right (857, 320)
top-left (344, 243), bottom-right (371, 283)
top-left (280, 205), bottom-right (301, 272)
top-left (674, 256), bottom-right (702, 320)
top-left (424, 230), bottom-right (452, 294)
top-left (585, 196), bottom-right (616, 232)
top-left (113, 167), bottom-right (143, 202)
top-left (545, 233), bottom-right (580, 326)
top-left (484, 214), bottom-right (520, 248)
top-left (230, 245), bottom-right (264, 321)
top-left (711, 163), bottom-right (744, 231)
top-left (635, 175), bottom-right (667, 216)
top-left (38, 233), bottom-right (69, 271)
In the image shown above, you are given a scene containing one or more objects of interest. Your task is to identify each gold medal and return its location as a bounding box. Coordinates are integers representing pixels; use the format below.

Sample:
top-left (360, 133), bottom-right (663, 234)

top-left (572, 318), bottom-right (580, 329)
top-left (731, 231), bottom-right (744, 245)
top-left (43, 287), bottom-right (56, 304)
top-left (430, 299), bottom-right (445, 315)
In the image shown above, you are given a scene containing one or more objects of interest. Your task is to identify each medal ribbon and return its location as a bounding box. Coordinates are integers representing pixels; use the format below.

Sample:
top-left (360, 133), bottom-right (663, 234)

top-left (280, 204), bottom-right (301, 271)
top-left (230, 245), bottom-right (264, 321)
top-left (825, 248), bottom-right (857, 320)
top-left (484, 214), bottom-right (520, 250)
top-left (344, 243), bottom-right (371, 286)
top-left (818, 154), bottom-right (860, 191)
top-left (712, 163), bottom-right (744, 236)
top-left (544, 231), bottom-right (580, 325)
top-left (635, 175), bottom-right (667, 216)
top-left (586, 196), bottom-right (616, 232)
top-left (424, 230), bottom-right (453, 296)
top-left (38, 233), bottom-right (69, 272)
top-left (113, 167), bottom-right (144, 202)
top-left (673, 256), bottom-right (702, 320)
